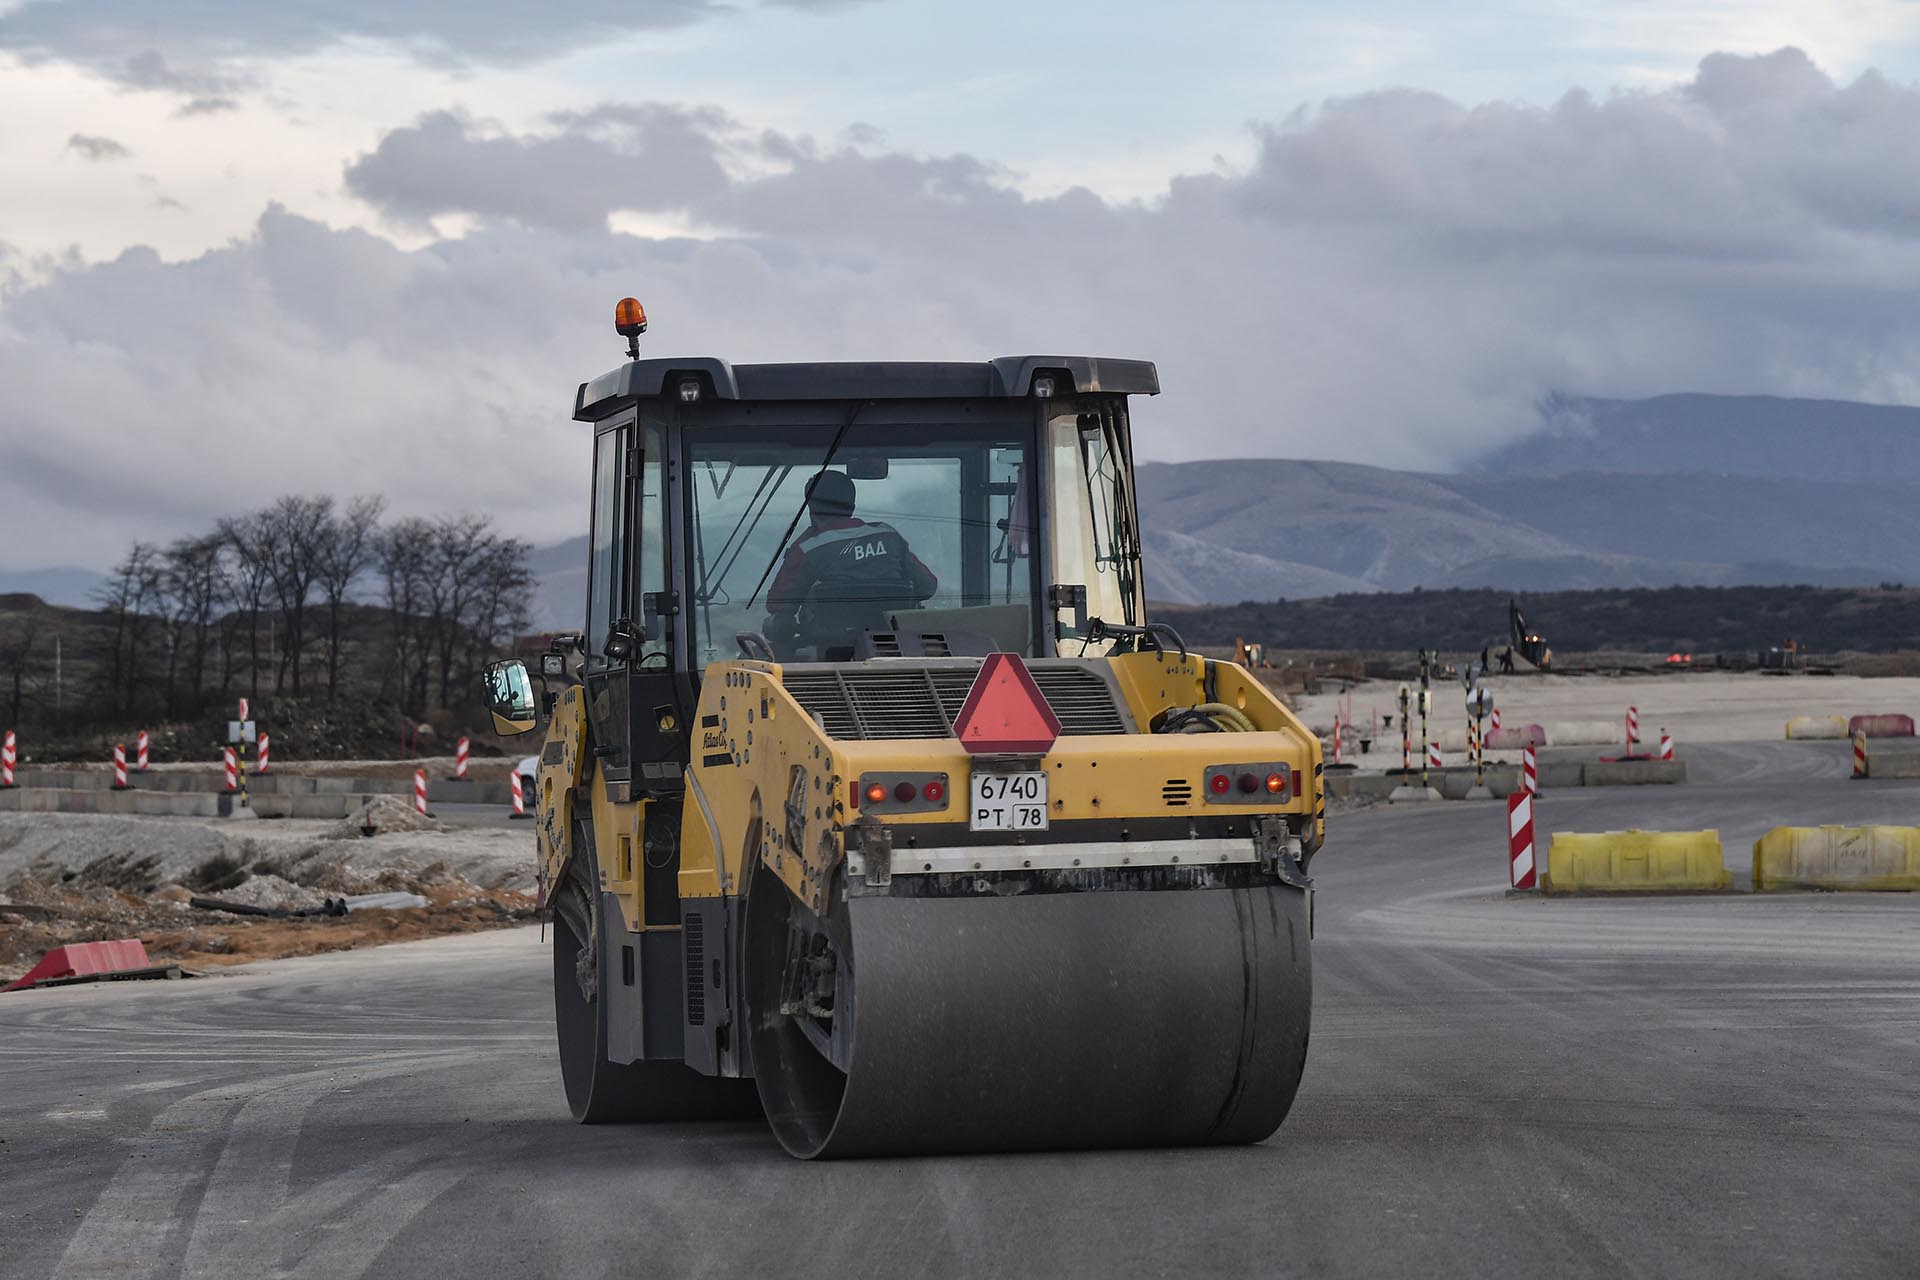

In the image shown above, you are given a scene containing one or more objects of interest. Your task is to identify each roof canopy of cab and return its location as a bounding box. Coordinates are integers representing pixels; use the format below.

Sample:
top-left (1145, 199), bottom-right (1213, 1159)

top-left (573, 356), bottom-right (1160, 422)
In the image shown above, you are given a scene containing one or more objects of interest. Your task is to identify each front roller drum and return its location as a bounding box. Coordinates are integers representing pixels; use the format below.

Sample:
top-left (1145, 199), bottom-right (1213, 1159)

top-left (745, 868), bottom-right (1312, 1158)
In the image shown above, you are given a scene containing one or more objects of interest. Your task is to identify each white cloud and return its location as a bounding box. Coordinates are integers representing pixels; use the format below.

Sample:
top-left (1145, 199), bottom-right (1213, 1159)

top-left (1, 48), bottom-right (1917, 570)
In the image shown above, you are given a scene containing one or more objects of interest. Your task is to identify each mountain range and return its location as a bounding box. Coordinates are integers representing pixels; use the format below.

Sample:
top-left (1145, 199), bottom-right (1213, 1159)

top-left (7, 392), bottom-right (1916, 622)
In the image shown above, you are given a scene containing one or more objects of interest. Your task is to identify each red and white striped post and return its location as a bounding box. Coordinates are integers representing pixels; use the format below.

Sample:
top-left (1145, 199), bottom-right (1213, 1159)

top-left (135, 730), bottom-right (150, 771)
top-left (222, 747), bottom-right (238, 793)
top-left (1331, 716), bottom-right (1342, 766)
top-left (1522, 742), bottom-right (1539, 796)
top-left (1852, 731), bottom-right (1869, 779)
top-left (509, 767), bottom-right (531, 819)
top-left (1490, 706), bottom-right (1502, 735)
top-left (1626, 705), bottom-right (1639, 751)
top-left (111, 744), bottom-right (129, 790)
top-left (2, 730), bottom-right (14, 788)
top-left (1658, 730), bottom-right (1673, 762)
top-left (454, 736), bottom-right (470, 780)
top-left (413, 768), bottom-right (430, 817)
top-left (1428, 741), bottom-right (1443, 770)
top-left (256, 732), bottom-right (271, 775)
top-left (238, 696), bottom-right (249, 722)
top-left (1507, 789), bottom-right (1537, 891)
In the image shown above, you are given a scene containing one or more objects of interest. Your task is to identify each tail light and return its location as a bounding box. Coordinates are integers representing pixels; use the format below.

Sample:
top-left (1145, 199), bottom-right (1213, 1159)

top-left (857, 772), bottom-right (949, 814)
top-left (1204, 762), bottom-right (1292, 805)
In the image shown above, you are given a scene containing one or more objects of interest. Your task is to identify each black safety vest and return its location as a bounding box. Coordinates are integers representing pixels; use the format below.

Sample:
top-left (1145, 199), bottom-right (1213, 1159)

top-left (795, 521), bottom-right (915, 598)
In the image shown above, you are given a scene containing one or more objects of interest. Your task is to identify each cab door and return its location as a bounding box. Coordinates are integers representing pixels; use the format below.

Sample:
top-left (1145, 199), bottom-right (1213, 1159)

top-left (583, 414), bottom-right (636, 783)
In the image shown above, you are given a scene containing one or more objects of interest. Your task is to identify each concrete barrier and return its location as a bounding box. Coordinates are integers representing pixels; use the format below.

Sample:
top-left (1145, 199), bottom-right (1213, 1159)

top-left (1544, 720), bottom-right (1625, 746)
top-left (1582, 759), bottom-right (1687, 786)
top-left (1861, 742), bottom-right (1920, 779)
top-left (1847, 713), bottom-right (1915, 739)
top-left (1785, 715), bottom-right (1848, 740)
top-left (1485, 724), bottom-right (1547, 750)
top-left (1543, 829), bottom-right (1730, 894)
top-left (1753, 826), bottom-right (1920, 892)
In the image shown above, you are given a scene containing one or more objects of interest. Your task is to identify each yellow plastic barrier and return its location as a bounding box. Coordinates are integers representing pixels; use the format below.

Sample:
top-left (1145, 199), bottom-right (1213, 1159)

top-left (1542, 829), bottom-right (1730, 894)
top-left (1753, 826), bottom-right (1920, 892)
top-left (1784, 715), bottom-right (1848, 740)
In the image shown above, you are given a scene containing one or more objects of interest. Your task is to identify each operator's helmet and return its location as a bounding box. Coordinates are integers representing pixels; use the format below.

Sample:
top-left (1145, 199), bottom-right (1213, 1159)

top-left (805, 470), bottom-right (856, 518)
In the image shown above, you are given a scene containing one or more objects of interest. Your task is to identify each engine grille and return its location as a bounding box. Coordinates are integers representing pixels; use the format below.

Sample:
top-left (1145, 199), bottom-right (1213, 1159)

top-left (781, 663), bottom-right (1130, 741)
top-left (1162, 779), bottom-right (1194, 807)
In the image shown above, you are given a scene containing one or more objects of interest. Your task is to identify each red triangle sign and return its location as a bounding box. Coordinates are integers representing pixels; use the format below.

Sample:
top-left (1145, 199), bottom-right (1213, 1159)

top-left (953, 653), bottom-right (1062, 755)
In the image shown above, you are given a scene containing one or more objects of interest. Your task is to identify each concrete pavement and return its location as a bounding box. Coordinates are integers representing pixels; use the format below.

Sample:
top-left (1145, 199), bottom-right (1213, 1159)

top-left (2, 738), bottom-right (1916, 1278)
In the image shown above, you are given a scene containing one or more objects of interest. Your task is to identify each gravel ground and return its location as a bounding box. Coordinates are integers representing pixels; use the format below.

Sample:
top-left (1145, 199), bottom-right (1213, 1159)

top-left (0, 810), bottom-right (535, 893)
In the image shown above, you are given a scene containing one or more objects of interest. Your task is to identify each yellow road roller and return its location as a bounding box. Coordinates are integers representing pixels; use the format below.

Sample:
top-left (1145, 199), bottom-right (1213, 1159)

top-left (481, 299), bottom-right (1325, 1158)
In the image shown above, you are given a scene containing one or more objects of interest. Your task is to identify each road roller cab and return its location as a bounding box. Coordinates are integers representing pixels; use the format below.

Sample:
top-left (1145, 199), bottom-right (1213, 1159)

top-left (482, 300), bottom-right (1325, 1158)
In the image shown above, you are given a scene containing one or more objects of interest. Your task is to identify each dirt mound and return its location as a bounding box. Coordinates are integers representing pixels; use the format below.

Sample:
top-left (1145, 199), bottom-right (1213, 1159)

top-left (332, 794), bottom-right (446, 838)
top-left (0, 865), bottom-right (534, 985)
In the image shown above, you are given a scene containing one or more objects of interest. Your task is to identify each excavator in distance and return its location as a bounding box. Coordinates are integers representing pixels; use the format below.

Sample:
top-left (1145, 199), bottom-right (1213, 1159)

top-left (481, 298), bottom-right (1325, 1158)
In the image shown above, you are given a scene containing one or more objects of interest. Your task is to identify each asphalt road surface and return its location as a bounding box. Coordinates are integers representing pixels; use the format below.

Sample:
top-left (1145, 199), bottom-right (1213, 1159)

top-left (4, 739), bottom-right (1916, 1278)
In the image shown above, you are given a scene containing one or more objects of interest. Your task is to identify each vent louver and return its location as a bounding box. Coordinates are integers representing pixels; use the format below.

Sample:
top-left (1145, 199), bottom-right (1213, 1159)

top-left (781, 662), bottom-right (1129, 741)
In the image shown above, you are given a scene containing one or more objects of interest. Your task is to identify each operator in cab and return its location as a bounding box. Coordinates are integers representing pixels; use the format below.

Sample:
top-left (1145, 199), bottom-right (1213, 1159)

top-left (763, 470), bottom-right (937, 659)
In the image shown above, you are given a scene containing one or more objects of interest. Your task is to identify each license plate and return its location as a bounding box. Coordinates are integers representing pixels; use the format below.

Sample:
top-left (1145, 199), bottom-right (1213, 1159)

top-left (969, 771), bottom-right (1049, 832)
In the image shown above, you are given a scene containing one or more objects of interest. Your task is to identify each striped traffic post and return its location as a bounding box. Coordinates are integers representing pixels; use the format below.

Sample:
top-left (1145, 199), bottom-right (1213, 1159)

top-left (1852, 731), bottom-right (1869, 780)
top-left (1626, 705), bottom-right (1639, 751)
top-left (1507, 790), bottom-right (1537, 890)
top-left (256, 732), bottom-right (271, 775)
top-left (135, 730), bottom-right (150, 771)
top-left (1658, 730), bottom-right (1674, 762)
top-left (2, 731), bottom-right (14, 788)
top-left (1522, 742), bottom-right (1539, 796)
top-left (413, 769), bottom-right (430, 817)
top-left (1490, 706), bottom-right (1502, 736)
top-left (1427, 741), bottom-right (1443, 771)
top-left (222, 748), bottom-right (238, 793)
top-left (454, 736), bottom-right (470, 780)
top-left (111, 744), bottom-right (129, 791)
top-left (510, 767), bottom-right (532, 820)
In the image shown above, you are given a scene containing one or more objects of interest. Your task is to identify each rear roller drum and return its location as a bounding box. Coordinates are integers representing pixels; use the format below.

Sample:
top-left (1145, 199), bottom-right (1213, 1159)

top-left (744, 862), bottom-right (1313, 1159)
top-left (552, 827), bottom-right (759, 1123)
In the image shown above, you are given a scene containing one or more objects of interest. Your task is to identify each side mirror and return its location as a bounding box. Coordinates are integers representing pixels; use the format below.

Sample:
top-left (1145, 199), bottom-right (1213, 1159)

top-left (482, 659), bottom-right (539, 736)
top-left (602, 618), bottom-right (644, 664)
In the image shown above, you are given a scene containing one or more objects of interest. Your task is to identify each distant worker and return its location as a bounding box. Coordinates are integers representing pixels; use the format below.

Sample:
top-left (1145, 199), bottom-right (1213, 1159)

top-left (1498, 646), bottom-right (1516, 674)
top-left (764, 470), bottom-right (938, 658)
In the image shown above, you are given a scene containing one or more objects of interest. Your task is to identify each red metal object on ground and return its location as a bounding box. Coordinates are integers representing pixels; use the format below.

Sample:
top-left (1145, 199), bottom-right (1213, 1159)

top-left (1522, 743), bottom-right (1538, 796)
top-left (1507, 791), bottom-right (1536, 891)
top-left (3, 940), bottom-right (152, 993)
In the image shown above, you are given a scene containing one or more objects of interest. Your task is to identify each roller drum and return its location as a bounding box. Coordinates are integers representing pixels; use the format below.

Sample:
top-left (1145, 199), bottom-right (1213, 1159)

top-left (748, 873), bottom-right (1312, 1159)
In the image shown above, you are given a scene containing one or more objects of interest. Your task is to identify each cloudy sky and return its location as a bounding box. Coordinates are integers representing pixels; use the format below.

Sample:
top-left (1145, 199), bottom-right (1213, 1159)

top-left (2, 0), bottom-right (1918, 569)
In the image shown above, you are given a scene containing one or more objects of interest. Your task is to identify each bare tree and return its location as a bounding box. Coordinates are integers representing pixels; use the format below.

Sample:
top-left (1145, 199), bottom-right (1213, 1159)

top-left (375, 517), bottom-right (433, 712)
top-left (94, 543), bottom-right (163, 716)
top-left (0, 599), bottom-right (41, 725)
top-left (220, 515), bottom-right (275, 702)
top-left (258, 495), bottom-right (332, 695)
top-left (315, 495), bottom-right (385, 700)
top-left (160, 534), bottom-right (228, 716)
